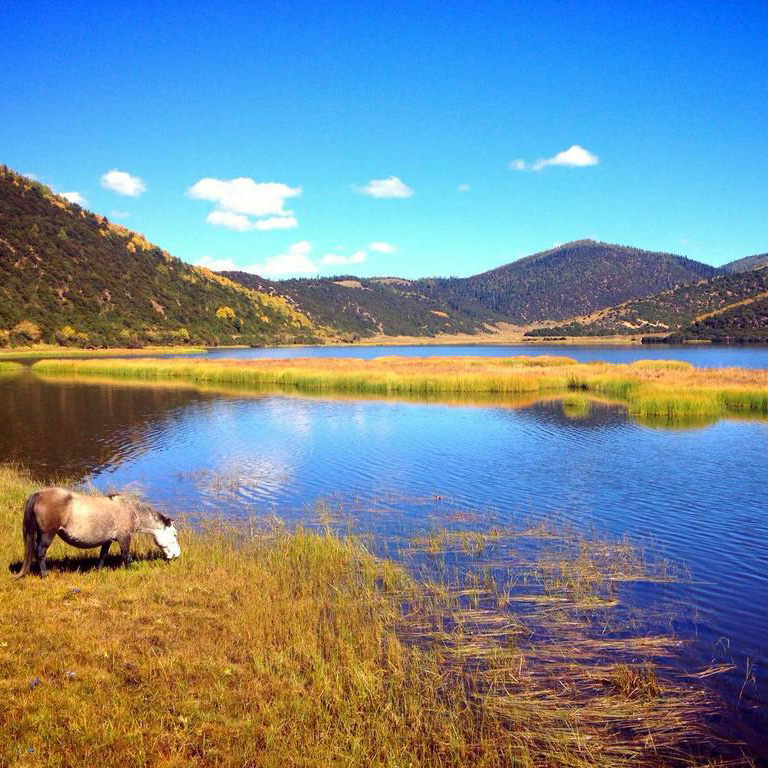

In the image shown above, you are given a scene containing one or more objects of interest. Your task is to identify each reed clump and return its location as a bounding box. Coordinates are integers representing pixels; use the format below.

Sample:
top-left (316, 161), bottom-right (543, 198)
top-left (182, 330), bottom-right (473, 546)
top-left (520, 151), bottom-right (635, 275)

top-left (0, 466), bottom-right (728, 766)
top-left (33, 354), bottom-right (768, 421)
top-left (0, 361), bottom-right (22, 375)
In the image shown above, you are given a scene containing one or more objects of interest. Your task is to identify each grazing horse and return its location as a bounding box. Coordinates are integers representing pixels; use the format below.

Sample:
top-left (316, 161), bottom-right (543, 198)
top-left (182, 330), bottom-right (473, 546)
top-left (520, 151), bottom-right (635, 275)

top-left (15, 488), bottom-right (181, 578)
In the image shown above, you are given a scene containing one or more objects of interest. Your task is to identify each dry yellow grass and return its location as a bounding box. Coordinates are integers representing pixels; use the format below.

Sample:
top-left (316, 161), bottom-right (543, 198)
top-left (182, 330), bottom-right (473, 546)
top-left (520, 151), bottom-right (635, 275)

top-left (0, 466), bottom-right (733, 766)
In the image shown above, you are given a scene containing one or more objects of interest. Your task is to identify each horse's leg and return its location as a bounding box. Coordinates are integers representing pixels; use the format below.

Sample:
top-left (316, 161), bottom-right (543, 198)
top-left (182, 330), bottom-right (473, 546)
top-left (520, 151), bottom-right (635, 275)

top-left (118, 535), bottom-right (132, 568)
top-left (97, 541), bottom-right (111, 569)
top-left (36, 531), bottom-right (55, 578)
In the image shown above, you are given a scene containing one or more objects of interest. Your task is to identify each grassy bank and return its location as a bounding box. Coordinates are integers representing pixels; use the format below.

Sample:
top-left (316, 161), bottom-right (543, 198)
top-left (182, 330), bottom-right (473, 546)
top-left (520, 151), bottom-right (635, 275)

top-left (0, 466), bottom-right (727, 766)
top-left (0, 346), bottom-right (207, 359)
top-left (32, 355), bottom-right (768, 420)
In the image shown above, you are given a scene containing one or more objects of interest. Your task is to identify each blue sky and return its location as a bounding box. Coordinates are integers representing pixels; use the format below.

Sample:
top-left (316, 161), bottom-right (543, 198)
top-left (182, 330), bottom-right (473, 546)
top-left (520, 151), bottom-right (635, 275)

top-left (1, 0), bottom-right (766, 278)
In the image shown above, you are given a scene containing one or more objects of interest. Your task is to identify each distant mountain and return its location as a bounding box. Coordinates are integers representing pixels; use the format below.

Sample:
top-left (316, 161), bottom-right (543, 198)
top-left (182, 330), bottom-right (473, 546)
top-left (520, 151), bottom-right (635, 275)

top-left (415, 240), bottom-right (721, 324)
top-left (722, 252), bottom-right (768, 274)
top-left (226, 240), bottom-right (721, 337)
top-left (221, 272), bottom-right (490, 338)
top-left (0, 166), bottom-right (317, 347)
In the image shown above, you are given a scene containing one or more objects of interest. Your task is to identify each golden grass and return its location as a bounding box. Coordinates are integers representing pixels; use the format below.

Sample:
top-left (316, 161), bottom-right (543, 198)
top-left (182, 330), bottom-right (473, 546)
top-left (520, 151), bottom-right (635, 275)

top-left (0, 466), bottom-right (732, 766)
top-left (32, 354), bottom-right (768, 420)
top-left (0, 346), bottom-right (207, 359)
top-left (0, 361), bottom-right (22, 375)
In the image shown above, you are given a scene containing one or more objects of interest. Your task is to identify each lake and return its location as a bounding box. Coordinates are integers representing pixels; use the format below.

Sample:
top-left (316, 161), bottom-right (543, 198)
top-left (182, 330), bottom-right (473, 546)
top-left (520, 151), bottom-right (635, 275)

top-left (2, 358), bottom-right (767, 757)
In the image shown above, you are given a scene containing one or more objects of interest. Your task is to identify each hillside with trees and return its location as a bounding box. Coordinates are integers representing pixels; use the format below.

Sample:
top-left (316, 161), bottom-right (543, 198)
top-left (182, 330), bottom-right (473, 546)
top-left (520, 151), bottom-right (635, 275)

top-left (226, 241), bottom-right (720, 337)
top-left (415, 240), bottom-right (720, 324)
top-left (0, 166), bottom-right (317, 347)
top-left (525, 268), bottom-right (768, 339)
top-left (221, 272), bottom-right (492, 338)
top-left (722, 252), bottom-right (768, 274)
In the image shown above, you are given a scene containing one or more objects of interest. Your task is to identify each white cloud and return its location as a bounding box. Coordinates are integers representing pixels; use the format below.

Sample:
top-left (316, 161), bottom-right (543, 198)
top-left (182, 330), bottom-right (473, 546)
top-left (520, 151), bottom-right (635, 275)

top-left (368, 241), bottom-right (397, 254)
top-left (206, 210), bottom-right (299, 232)
top-left (108, 210), bottom-right (130, 219)
top-left (189, 176), bottom-right (301, 231)
top-left (100, 169), bottom-right (146, 196)
top-left (510, 145), bottom-right (599, 172)
top-left (322, 250), bottom-right (366, 266)
top-left (456, 183), bottom-right (471, 192)
top-left (62, 191), bottom-right (87, 206)
top-left (195, 255), bottom-right (238, 271)
top-left (207, 210), bottom-right (254, 231)
top-left (357, 176), bottom-right (414, 198)
top-left (247, 241), bottom-right (316, 277)
top-left (255, 215), bottom-right (298, 231)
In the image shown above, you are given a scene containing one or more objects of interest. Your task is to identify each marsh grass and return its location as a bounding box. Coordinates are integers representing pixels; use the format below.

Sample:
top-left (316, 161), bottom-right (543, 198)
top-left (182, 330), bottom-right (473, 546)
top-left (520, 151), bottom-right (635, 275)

top-left (0, 346), bottom-right (207, 359)
top-left (0, 466), bottom-right (737, 766)
top-left (32, 355), bottom-right (768, 422)
top-left (0, 361), bottom-right (22, 375)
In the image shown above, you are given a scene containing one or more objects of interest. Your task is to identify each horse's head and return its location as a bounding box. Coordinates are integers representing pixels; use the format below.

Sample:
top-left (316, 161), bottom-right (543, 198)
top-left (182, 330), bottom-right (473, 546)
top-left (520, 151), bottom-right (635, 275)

top-left (141, 505), bottom-right (181, 560)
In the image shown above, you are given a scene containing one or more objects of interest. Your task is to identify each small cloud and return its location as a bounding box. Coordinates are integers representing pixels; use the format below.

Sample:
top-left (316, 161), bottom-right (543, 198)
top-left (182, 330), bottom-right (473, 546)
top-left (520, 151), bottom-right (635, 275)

top-left (189, 177), bottom-right (301, 231)
top-left (207, 210), bottom-right (253, 231)
top-left (195, 255), bottom-right (238, 271)
top-left (247, 240), bottom-right (316, 277)
top-left (100, 169), bottom-right (146, 196)
top-left (207, 210), bottom-right (299, 232)
top-left (61, 191), bottom-right (87, 206)
top-left (255, 216), bottom-right (298, 231)
top-left (23, 172), bottom-right (39, 181)
top-left (510, 145), bottom-right (599, 172)
top-left (322, 250), bottom-right (366, 266)
top-left (368, 241), bottom-right (397, 254)
top-left (456, 183), bottom-right (471, 192)
top-left (357, 176), bottom-right (414, 199)
top-left (108, 210), bottom-right (130, 219)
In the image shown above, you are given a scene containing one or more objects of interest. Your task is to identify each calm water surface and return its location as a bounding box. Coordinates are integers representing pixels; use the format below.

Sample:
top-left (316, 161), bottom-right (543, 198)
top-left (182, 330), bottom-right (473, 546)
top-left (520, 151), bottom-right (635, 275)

top-left (201, 342), bottom-right (768, 368)
top-left (2, 371), bottom-right (767, 755)
top-left (7, 342), bottom-right (768, 368)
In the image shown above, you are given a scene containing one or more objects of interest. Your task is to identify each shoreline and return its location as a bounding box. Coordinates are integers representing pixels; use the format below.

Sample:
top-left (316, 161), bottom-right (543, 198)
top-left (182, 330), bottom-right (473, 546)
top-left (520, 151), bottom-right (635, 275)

top-left (30, 355), bottom-right (768, 420)
top-left (0, 465), bottom-right (725, 765)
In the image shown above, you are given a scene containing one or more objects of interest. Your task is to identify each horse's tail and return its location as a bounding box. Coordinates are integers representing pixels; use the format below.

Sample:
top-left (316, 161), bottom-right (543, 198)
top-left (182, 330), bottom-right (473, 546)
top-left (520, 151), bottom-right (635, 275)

top-left (15, 492), bottom-right (39, 579)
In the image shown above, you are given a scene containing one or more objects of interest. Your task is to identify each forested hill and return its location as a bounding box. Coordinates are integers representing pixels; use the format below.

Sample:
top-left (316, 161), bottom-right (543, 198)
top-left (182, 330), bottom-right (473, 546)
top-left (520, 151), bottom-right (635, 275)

top-left (221, 272), bottom-right (493, 338)
top-left (723, 252), bottom-right (768, 274)
top-left (525, 268), bottom-right (768, 340)
top-left (225, 241), bottom-right (720, 337)
top-left (415, 241), bottom-right (721, 324)
top-left (0, 166), bottom-right (317, 347)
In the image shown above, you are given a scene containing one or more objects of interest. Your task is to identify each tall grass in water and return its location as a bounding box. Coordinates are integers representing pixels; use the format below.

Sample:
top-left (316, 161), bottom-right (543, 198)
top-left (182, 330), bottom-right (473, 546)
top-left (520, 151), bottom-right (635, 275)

top-left (0, 346), bottom-right (207, 359)
top-left (0, 466), bottom-right (731, 766)
top-left (0, 361), bottom-right (22, 375)
top-left (33, 355), bottom-right (768, 421)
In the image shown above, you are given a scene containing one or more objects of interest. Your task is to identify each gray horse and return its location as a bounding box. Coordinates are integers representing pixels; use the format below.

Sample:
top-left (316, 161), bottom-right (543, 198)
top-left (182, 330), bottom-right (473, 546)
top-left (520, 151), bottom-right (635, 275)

top-left (16, 488), bottom-right (181, 578)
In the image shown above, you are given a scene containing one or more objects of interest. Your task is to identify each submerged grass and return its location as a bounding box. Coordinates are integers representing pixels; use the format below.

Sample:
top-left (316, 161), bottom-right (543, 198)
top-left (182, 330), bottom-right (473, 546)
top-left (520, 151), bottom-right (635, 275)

top-left (0, 466), bottom-right (739, 766)
top-left (32, 354), bottom-right (768, 420)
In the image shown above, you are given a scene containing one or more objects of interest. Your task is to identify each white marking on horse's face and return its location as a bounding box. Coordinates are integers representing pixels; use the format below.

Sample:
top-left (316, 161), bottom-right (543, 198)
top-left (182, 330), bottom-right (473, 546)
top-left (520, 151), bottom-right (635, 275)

top-left (153, 523), bottom-right (181, 560)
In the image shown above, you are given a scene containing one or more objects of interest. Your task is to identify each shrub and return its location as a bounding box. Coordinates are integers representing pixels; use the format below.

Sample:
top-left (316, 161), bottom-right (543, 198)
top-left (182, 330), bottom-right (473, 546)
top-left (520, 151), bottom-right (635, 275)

top-left (10, 320), bottom-right (41, 345)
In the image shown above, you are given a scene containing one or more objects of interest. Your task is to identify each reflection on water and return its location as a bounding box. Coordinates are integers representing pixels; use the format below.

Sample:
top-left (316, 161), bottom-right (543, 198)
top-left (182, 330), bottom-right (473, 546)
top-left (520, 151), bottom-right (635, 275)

top-left (1, 372), bottom-right (768, 753)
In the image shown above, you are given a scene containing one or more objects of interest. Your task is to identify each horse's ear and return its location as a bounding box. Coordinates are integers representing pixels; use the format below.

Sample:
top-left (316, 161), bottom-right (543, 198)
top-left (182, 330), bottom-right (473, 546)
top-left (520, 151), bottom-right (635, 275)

top-left (158, 512), bottom-right (173, 526)
top-left (107, 493), bottom-right (120, 500)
